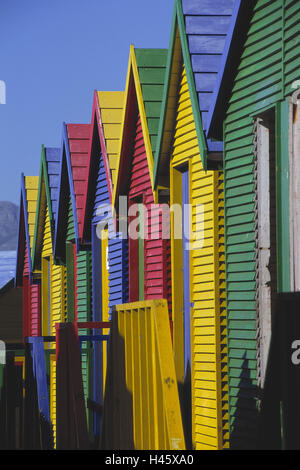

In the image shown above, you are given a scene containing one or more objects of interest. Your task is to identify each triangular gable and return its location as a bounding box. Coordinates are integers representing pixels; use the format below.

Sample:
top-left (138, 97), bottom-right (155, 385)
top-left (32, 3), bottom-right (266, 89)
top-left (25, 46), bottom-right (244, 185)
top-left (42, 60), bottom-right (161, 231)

top-left (54, 122), bottom-right (90, 259)
top-left (113, 46), bottom-right (168, 207)
top-left (32, 146), bottom-right (60, 272)
top-left (81, 90), bottom-right (124, 241)
top-left (112, 46), bottom-right (168, 210)
top-left (206, 0), bottom-right (256, 141)
top-left (154, 0), bottom-right (238, 183)
top-left (15, 175), bottom-right (39, 286)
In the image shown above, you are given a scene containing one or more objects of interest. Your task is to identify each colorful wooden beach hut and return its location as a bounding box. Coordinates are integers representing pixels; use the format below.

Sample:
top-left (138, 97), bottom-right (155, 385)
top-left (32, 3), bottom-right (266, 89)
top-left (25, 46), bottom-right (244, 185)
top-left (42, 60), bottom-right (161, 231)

top-left (53, 122), bottom-right (92, 432)
top-left (112, 46), bottom-right (171, 309)
top-left (207, 0), bottom-right (300, 449)
top-left (31, 145), bottom-right (63, 444)
top-left (81, 90), bottom-right (126, 438)
top-left (15, 174), bottom-right (40, 340)
top-left (153, 0), bottom-right (239, 450)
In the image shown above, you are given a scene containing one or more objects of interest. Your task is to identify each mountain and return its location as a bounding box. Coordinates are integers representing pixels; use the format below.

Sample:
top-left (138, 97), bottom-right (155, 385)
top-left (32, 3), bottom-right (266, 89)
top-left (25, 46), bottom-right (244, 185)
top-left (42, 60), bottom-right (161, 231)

top-left (0, 201), bottom-right (19, 251)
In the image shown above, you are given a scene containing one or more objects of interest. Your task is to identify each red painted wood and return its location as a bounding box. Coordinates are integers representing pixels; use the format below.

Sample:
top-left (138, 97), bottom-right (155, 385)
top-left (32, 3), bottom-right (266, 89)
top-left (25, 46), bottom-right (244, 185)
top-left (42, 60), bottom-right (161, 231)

top-left (77, 322), bottom-right (111, 329)
top-left (66, 123), bottom-right (91, 241)
top-left (30, 283), bottom-right (40, 336)
top-left (23, 243), bottom-right (29, 277)
top-left (22, 276), bottom-right (30, 341)
top-left (127, 113), bottom-right (171, 309)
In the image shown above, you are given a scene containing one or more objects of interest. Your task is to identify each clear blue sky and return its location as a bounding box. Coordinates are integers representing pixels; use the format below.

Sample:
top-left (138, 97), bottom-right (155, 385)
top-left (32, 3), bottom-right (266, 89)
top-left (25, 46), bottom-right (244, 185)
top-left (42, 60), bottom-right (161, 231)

top-left (0, 0), bottom-right (174, 204)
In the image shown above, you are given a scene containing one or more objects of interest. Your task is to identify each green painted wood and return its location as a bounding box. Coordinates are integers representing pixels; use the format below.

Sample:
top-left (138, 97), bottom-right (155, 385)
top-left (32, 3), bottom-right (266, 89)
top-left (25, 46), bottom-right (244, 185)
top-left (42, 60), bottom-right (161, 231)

top-left (66, 242), bottom-right (75, 322)
top-left (134, 48), bottom-right (168, 158)
top-left (66, 195), bottom-right (75, 242)
top-left (76, 250), bottom-right (92, 428)
top-left (275, 100), bottom-right (290, 292)
top-left (223, 0), bottom-right (299, 448)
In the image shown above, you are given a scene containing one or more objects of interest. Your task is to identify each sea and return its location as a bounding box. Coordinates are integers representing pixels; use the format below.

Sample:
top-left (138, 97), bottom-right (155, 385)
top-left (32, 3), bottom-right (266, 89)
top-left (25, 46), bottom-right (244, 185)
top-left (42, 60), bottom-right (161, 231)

top-left (0, 251), bottom-right (16, 288)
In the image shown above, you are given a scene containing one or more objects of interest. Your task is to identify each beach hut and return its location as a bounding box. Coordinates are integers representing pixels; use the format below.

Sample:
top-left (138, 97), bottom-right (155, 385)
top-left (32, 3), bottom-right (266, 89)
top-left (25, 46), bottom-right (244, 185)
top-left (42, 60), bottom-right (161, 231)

top-left (30, 145), bottom-right (62, 442)
top-left (207, 0), bottom-right (300, 449)
top-left (15, 175), bottom-right (40, 340)
top-left (153, 0), bottom-right (239, 450)
top-left (54, 122), bottom-right (92, 432)
top-left (81, 90), bottom-right (126, 438)
top-left (112, 46), bottom-right (171, 310)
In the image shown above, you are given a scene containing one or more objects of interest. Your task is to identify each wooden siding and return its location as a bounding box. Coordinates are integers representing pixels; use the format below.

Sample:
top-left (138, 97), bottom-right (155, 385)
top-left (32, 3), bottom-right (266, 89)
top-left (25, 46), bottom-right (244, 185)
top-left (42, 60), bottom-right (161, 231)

top-left (24, 176), bottom-right (39, 251)
top-left (45, 147), bottom-right (60, 225)
top-left (66, 195), bottom-right (75, 242)
top-left (30, 283), bottom-right (40, 336)
top-left (50, 259), bottom-right (66, 446)
top-left (98, 91), bottom-right (124, 188)
top-left (170, 65), bottom-right (228, 449)
top-left (101, 300), bottom-right (185, 450)
top-left (66, 124), bottom-right (90, 239)
top-left (181, 0), bottom-right (236, 136)
top-left (222, 0), bottom-right (300, 449)
top-left (76, 251), bottom-right (92, 415)
top-left (128, 114), bottom-right (169, 305)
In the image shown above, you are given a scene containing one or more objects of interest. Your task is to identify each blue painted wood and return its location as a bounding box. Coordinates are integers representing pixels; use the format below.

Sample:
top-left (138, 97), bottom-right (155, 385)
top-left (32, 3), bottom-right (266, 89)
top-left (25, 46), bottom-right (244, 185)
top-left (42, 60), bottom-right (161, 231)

top-left (185, 16), bottom-right (231, 35)
top-left (180, 0), bottom-right (238, 152)
top-left (194, 73), bottom-right (218, 93)
top-left (182, 0), bottom-right (235, 15)
top-left (188, 36), bottom-right (226, 55)
top-left (54, 123), bottom-right (80, 258)
top-left (191, 55), bottom-right (222, 74)
top-left (182, 169), bottom-right (191, 373)
top-left (31, 337), bottom-right (50, 423)
top-left (45, 147), bottom-right (60, 225)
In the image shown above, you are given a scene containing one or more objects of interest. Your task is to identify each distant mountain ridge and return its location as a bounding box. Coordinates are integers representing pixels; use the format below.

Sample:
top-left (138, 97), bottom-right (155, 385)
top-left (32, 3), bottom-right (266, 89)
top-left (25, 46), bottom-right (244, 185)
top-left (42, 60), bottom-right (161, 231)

top-left (0, 201), bottom-right (18, 251)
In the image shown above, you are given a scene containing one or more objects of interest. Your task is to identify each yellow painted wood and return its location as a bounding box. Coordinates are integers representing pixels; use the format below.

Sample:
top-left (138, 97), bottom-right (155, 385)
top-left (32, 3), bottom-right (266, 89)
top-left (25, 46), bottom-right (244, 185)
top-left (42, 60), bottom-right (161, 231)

top-left (101, 229), bottom-right (109, 397)
top-left (115, 300), bottom-right (185, 450)
top-left (50, 354), bottom-right (56, 447)
top-left (24, 176), bottom-right (39, 251)
top-left (97, 91), bottom-right (124, 189)
top-left (112, 46), bottom-right (158, 209)
top-left (169, 65), bottom-right (228, 450)
top-left (39, 205), bottom-right (66, 448)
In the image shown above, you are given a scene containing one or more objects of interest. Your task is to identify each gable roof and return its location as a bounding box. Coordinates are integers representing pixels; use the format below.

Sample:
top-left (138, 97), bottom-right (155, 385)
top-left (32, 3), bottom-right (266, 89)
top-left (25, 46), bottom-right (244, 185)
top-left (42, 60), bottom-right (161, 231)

top-left (15, 175), bottom-right (39, 285)
top-left (154, 0), bottom-right (238, 184)
top-left (112, 46), bottom-right (168, 211)
top-left (32, 145), bottom-right (60, 272)
top-left (81, 90), bottom-right (124, 241)
top-left (206, 0), bottom-right (256, 141)
top-left (54, 123), bottom-right (90, 259)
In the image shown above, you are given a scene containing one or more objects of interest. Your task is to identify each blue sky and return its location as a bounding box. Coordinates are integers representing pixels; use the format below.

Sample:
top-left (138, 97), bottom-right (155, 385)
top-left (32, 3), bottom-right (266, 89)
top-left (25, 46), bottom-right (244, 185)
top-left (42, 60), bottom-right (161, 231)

top-left (0, 0), bottom-right (174, 204)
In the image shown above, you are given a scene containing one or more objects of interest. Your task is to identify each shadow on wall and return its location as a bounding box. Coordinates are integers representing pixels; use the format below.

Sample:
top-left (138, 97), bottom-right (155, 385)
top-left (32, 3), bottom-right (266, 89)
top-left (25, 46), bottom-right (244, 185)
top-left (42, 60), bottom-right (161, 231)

top-left (258, 292), bottom-right (300, 450)
top-left (229, 354), bottom-right (261, 450)
top-left (24, 344), bottom-right (54, 450)
top-left (99, 311), bottom-right (134, 450)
